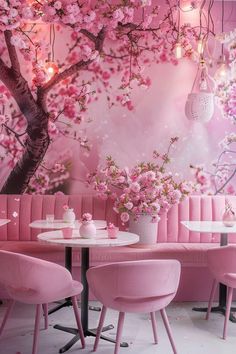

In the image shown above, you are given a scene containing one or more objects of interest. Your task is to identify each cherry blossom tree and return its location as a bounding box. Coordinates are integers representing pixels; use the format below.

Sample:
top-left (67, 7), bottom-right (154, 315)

top-left (0, 0), bottom-right (210, 194)
top-left (191, 31), bottom-right (236, 195)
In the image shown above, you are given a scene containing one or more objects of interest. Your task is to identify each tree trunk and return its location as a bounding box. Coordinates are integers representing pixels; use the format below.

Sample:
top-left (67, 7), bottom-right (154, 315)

top-left (1, 117), bottom-right (50, 194)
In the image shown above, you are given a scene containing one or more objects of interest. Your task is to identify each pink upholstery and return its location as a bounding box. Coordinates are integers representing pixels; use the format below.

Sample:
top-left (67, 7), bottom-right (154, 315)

top-left (206, 246), bottom-right (236, 339)
top-left (0, 194), bottom-right (235, 242)
top-left (87, 260), bottom-right (181, 354)
top-left (0, 194), bottom-right (235, 301)
top-left (0, 250), bottom-right (85, 354)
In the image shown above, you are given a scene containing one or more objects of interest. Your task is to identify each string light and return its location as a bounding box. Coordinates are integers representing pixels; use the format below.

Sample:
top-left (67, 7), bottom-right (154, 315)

top-left (175, 42), bottom-right (182, 59)
top-left (45, 60), bottom-right (59, 79)
top-left (197, 36), bottom-right (204, 55)
top-left (214, 56), bottom-right (229, 82)
top-left (45, 24), bottom-right (58, 80)
top-left (214, 0), bottom-right (228, 82)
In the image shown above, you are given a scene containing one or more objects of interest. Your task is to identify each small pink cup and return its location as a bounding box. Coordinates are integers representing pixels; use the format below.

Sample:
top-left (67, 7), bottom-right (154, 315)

top-left (107, 227), bottom-right (119, 239)
top-left (62, 227), bottom-right (73, 239)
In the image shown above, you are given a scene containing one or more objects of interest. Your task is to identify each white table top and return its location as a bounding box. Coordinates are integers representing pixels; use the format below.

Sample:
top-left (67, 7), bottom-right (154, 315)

top-left (182, 221), bottom-right (236, 234)
top-left (30, 219), bottom-right (107, 230)
top-left (0, 219), bottom-right (10, 227)
top-left (37, 229), bottom-right (139, 248)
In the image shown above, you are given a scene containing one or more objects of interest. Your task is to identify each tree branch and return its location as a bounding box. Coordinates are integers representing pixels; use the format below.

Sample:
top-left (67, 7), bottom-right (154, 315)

top-left (215, 168), bottom-right (236, 195)
top-left (0, 57), bottom-right (11, 81)
top-left (37, 27), bottom-right (106, 105)
top-left (4, 30), bottom-right (21, 73)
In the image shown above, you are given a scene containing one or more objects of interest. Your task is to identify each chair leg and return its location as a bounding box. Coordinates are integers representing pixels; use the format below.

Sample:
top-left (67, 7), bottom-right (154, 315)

top-left (160, 308), bottom-right (177, 354)
top-left (206, 279), bottom-right (217, 320)
top-left (42, 304), bottom-right (48, 330)
top-left (93, 305), bottom-right (107, 352)
top-left (0, 299), bottom-right (15, 336)
top-left (32, 304), bottom-right (41, 354)
top-left (223, 287), bottom-right (233, 340)
top-left (114, 312), bottom-right (125, 354)
top-left (71, 296), bottom-right (85, 349)
top-left (150, 312), bottom-right (158, 344)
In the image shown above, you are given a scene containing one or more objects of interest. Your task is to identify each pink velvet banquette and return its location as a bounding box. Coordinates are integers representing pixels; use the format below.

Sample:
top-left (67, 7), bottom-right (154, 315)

top-left (0, 194), bottom-right (235, 301)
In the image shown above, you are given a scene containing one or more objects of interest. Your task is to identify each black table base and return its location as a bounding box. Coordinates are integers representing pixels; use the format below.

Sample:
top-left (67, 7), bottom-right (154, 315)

top-left (48, 247), bottom-right (101, 315)
top-left (192, 305), bottom-right (236, 322)
top-left (193, 233), bottom-right (236, 323)
top-left (54, 324), bottom-right (128, 353)
top-left (54, 247), bottom-right (128, 353)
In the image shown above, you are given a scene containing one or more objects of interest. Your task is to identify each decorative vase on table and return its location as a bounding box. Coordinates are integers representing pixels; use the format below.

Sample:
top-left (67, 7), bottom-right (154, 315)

top-left (129, 214), bottom-right (158, 245)
top-left (79, 220), bottom-right (96, 239)
top-left (222, 210), bottom-right (235, 227)
top-left (63, 208), bottom-right (76, 223)
top-left (222, 199), bottom-right (236, 227)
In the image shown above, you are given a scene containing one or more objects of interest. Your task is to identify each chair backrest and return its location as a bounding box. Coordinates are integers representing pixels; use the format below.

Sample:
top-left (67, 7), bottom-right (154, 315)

top-left (207, 246), bottom-right (236, 284)
top-left (87, 259), bottom-right (181, 313)
top-left (0, 250), bottom-right (73, 304)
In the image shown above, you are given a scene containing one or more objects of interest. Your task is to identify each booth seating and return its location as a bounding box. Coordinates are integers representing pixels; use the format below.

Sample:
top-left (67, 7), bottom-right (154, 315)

top-left (0, 194), bottom-right (235, 301)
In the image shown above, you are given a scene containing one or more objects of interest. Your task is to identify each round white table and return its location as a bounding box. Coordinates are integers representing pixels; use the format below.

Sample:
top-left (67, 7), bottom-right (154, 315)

top-left (0, 219), bottom-right (10, 227)
top-left (30, 220), bottom-right (107, 316)
top-left (182, 220), bottom-right (236, 321)
top-left (30, 219), bottom-right (106, 271)
top-left (37, 230), bottom-right (139, 353)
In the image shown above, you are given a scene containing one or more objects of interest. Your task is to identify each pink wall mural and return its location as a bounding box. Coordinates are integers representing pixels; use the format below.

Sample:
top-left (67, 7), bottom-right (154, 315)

top-left (69, 3), bottom-right (236, 194)
top-left (0, 1), bottom-right (235, 196)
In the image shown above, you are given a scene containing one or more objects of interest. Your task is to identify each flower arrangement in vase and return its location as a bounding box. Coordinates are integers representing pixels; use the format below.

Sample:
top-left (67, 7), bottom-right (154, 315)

top-left (79, 213), bottom-right (96, 238)
top-left (222, 199), bottom-right (236, 227)
top-left (87, 137), bottom-right (194, 225)
top-left (62, 204), bottom-right (76, 223)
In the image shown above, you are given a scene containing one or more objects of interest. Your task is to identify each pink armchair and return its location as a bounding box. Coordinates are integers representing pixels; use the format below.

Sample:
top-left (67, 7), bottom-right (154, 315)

top-left (0, 250), bottom-right (85, 354)
top-left (87, 259), bottom-right (181, 354)
top-left (206, 245), bottom-right (236, 339)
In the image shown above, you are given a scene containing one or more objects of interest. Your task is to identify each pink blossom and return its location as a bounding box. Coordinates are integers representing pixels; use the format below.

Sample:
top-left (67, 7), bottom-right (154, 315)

top-left (124, 202), bottom-right (133, 210)
top-left (82, 212), bottom-right (92, 222)
top-left (121, 212), bottom-right (129, 223)
top-left (54, 1), bottom-right (62, 10)
top-left (130, 182), bottom-right (141, 193)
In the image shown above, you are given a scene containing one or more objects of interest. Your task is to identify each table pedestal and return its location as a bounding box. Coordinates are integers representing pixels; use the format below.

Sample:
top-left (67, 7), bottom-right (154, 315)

top-left (54, 248), bottom-right (128, 353)
top-left (193, 232), bottom-right (236, 323)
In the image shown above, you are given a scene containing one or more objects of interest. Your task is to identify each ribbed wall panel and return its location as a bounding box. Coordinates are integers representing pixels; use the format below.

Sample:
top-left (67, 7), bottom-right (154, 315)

top-left (158, 212), bottom-right (167, 242)
top-left (178, 198), bottom-right (190, 242)
top-left (167, 204), bottom-right (179, 242)
top-left (200, 196), bottom-right (212, 243)
top-left (0, 194), bottom-right (235, 243)
top-left (189, 196), bottom-right (201, 242)
top-left (0, 195), bottom-right (8, 241)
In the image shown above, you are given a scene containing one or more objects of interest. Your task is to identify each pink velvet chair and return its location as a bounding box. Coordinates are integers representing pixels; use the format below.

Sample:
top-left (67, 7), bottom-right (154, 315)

top-left (206, 245), bottom-right (236, 339)
top-left (0, 250), bottom-right (85, 354)
top-left (87, 259), bottom-right (181, 354)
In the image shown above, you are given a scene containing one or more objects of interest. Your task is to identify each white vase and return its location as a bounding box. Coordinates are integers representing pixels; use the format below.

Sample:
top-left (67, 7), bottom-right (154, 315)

top-left (129, 214), bottom-right (158, 244)
top-left (222, 210), bottom-right (236, 227)
top-left (79, 220), bottom-right (96, 238)
top-left (63, 208), bottom-right (76, 223)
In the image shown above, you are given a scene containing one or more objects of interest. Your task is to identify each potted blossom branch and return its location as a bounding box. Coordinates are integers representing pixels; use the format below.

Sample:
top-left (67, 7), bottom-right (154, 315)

top-left (87, 138), bottom-right (193, 244)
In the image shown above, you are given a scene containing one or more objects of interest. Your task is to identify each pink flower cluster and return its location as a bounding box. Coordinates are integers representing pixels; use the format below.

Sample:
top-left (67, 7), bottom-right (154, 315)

top-left (87, 138), bottom-right (193, 223)
top-left (81, 212), bottom-right (92, 222)
top-left (215, 80), bottom-right (236, 123)
top-left (0, 0), bottom-right (35, 31)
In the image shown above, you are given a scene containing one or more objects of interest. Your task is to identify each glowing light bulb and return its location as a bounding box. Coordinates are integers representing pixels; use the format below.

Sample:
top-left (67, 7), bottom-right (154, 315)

top-left (45, 61), bottom-right (59, 80)
top-left (197, 37), bottom-right (204, 54)
top-left (175, 42), bottom-right (182, 59)
top-left (214, 57), bottom-right (229, 82)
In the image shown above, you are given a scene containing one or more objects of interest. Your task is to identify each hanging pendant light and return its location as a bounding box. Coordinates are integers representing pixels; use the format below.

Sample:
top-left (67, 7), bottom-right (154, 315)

top-left (214, 0), bottom-right (229, 82)
top-left (185, 58), bottom-right (215, 122)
